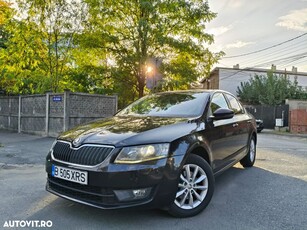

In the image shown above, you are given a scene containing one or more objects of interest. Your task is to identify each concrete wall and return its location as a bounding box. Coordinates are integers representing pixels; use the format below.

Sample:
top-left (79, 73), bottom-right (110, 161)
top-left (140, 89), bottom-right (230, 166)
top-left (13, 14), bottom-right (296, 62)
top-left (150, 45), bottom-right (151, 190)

top-left (0, 92), bottom-right (117, 137)
top-left (286, 99), bottom-right (307, 110)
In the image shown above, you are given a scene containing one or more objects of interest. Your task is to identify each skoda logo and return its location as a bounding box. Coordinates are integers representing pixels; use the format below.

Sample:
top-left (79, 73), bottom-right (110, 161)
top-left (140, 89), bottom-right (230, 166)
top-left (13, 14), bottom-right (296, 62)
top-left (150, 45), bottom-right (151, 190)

top-left (73, 137), bottom-right (81, 147)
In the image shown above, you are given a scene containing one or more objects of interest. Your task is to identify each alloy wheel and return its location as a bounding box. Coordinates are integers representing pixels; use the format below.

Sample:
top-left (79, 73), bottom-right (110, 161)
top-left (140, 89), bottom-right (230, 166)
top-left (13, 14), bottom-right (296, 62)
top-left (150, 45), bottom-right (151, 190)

top-left (174, 164), bottom-right (208, 210)
top-left (249, 139), bottom-right (256, 162)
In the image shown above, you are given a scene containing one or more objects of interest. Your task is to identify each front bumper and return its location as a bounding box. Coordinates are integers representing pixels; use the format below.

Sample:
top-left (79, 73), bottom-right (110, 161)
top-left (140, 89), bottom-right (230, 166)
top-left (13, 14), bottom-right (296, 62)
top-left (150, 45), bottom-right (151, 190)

top-left (256, 122), bottom-right (264, 132)
top-left (46, 155), bottom-right (184, 210)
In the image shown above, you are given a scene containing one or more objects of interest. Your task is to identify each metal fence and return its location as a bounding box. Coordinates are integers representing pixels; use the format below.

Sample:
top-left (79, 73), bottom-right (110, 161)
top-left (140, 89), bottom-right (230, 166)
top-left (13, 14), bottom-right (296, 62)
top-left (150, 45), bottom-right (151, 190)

top-left (245, 104), bottom-right (289, 129)
top-left (0, 91), bottom-right (117, 137)
top-left (287, 99), bottom-right (307, 134)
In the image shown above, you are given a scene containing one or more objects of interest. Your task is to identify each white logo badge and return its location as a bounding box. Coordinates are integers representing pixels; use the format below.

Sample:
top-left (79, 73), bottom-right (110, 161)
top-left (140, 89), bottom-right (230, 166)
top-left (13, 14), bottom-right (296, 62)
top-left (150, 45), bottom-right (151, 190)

top-left (73, 137), bottom-right (81, 147)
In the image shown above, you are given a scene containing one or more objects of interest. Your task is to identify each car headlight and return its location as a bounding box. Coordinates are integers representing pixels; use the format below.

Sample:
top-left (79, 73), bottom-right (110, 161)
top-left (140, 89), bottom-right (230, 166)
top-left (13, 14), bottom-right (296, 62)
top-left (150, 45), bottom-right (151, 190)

top-left (115, 144), bottom-right (170, 164)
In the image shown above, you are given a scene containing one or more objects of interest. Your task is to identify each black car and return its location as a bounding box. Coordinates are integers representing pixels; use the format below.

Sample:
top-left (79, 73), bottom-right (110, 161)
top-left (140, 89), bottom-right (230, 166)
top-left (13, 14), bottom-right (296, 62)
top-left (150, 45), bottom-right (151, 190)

top-left (46, 90), bottom-right (257, 217)
top-left (256, 119), bottom-right (264, 133)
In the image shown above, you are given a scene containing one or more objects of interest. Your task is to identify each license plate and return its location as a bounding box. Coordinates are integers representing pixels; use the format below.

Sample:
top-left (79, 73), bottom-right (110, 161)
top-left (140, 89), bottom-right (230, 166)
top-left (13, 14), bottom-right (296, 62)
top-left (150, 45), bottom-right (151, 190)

top-left (52, 165), bottom-right (88, 185)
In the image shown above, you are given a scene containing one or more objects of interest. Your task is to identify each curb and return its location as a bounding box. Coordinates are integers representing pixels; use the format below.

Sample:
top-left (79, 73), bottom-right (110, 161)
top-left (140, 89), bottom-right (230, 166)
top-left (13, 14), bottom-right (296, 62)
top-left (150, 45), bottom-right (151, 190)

top-left (261, 129), bottom-right (307, 139)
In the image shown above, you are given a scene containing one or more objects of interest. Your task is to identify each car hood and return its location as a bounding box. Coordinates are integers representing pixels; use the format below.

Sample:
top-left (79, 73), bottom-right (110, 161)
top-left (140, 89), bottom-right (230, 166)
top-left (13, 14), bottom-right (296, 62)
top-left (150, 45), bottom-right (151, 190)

top-left (59, 115), bottom-right (203, 147)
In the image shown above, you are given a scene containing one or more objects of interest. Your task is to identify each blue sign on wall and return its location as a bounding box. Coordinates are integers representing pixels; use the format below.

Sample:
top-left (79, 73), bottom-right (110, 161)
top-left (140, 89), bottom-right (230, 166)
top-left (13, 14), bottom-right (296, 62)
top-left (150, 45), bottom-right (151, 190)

top-left (53, 96), bottom-right (62, 102)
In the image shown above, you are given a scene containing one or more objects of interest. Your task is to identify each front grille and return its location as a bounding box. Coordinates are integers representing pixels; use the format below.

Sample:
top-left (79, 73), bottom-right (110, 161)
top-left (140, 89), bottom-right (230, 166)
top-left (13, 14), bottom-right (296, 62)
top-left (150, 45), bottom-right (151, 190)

top-left (47, 176), bottom-right (117, 205)
top-left (52, 141), bottom-right (113, 166)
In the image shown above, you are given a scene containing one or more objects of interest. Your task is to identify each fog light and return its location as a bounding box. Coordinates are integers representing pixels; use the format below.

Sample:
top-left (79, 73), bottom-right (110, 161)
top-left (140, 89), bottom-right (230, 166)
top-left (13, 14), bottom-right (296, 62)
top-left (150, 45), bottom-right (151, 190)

top-left (114, 188), bottom-right (152, 202)
top-left (133, 189), bottom-right (148, 198)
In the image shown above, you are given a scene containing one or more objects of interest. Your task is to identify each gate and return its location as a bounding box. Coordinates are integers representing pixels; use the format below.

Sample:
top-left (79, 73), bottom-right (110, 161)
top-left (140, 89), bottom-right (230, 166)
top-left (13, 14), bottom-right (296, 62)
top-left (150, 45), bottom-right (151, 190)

top-left (245, 105), bottom-right (289, 129)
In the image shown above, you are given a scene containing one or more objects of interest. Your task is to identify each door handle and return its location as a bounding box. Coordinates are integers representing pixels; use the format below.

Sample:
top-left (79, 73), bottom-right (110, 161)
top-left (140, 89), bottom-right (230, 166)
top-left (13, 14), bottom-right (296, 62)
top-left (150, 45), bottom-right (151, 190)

top-left (232, 123), bottom-right (238, 127)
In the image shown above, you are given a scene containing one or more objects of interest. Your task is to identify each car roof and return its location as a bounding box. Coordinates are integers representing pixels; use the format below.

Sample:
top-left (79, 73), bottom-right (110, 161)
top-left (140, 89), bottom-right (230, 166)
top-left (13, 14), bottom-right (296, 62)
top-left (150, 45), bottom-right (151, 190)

top-left (154, 89), bottom-right (235, 97)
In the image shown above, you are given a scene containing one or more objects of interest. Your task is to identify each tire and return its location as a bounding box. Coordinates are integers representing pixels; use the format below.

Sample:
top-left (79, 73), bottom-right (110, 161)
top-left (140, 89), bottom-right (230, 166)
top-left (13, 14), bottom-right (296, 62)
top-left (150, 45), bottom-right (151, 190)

top-left (240, 135), bottom-right (256, 167)
top-left (168, 154), bottom-right (214, 218)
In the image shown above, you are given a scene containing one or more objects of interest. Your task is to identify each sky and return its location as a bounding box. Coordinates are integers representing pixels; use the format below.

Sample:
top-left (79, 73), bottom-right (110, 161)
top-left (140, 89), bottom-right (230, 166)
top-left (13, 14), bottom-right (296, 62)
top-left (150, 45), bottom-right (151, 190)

top-left (206, 0), bottom-right (307, 72)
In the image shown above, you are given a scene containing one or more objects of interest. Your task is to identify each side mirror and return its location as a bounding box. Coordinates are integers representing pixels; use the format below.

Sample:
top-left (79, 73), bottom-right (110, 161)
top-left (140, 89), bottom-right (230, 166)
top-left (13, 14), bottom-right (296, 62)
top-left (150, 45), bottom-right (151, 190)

top-left (210, 108), bottom-right (234, 120)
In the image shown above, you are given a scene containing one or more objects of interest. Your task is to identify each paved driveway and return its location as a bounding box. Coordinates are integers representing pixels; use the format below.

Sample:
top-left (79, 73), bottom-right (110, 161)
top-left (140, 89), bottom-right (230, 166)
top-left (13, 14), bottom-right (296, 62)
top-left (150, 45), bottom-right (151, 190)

top-left (0, 130), bottom-right (306, 230)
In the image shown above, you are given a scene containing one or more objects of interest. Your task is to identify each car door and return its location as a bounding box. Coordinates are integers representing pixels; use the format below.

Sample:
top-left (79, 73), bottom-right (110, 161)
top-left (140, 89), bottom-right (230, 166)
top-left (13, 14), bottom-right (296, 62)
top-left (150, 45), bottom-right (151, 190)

top-left (203, 92), bottom-right (238, 173)
top-left (224, 93), bottom-right (250, 154)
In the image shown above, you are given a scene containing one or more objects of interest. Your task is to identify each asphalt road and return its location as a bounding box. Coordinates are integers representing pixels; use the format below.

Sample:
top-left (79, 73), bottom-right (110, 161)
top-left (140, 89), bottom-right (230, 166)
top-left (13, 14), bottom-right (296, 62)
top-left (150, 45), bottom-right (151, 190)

top-left (0, 130), bottom-right (306, 230)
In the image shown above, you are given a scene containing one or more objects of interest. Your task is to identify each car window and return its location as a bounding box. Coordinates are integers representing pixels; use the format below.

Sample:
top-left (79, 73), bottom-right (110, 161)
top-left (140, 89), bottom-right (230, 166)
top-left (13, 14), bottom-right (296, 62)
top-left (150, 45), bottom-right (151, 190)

top-left (208, 93), bottom-right (229, 116)
top-left (225, 94), bottom-right (243, 114)
top-left (117, 92), bottom-right (210, 117)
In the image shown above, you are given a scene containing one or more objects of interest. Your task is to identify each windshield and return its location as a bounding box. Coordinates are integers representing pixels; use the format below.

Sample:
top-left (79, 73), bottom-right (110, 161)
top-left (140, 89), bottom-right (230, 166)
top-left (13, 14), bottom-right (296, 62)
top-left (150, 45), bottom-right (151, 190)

top-left (117, 92), bottom-right (209, 117)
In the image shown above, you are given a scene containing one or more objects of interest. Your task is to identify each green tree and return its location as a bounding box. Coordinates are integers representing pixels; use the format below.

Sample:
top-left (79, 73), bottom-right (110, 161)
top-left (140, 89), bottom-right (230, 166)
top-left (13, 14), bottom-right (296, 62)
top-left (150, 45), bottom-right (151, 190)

top-left (237, 72), bottom-right (307, 105)
top-left (0, 0), bottom-right (10, 25)
top-left (83, 0), bottom-right (223, 101)
top-left (0, 0), bottom-right (11, 49)
top-left (0, 0), bottom-right (12, 93)
top-left (0, 0), bottom-right (87, 94)
top-left (1, 0), bottom-right (222, 107)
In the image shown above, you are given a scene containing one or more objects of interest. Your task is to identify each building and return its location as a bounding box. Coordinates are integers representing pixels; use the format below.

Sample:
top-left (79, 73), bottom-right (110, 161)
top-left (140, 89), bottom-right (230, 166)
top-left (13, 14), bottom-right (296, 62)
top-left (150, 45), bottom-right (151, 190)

top-left (200, 65), bottom-right (307, 96)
